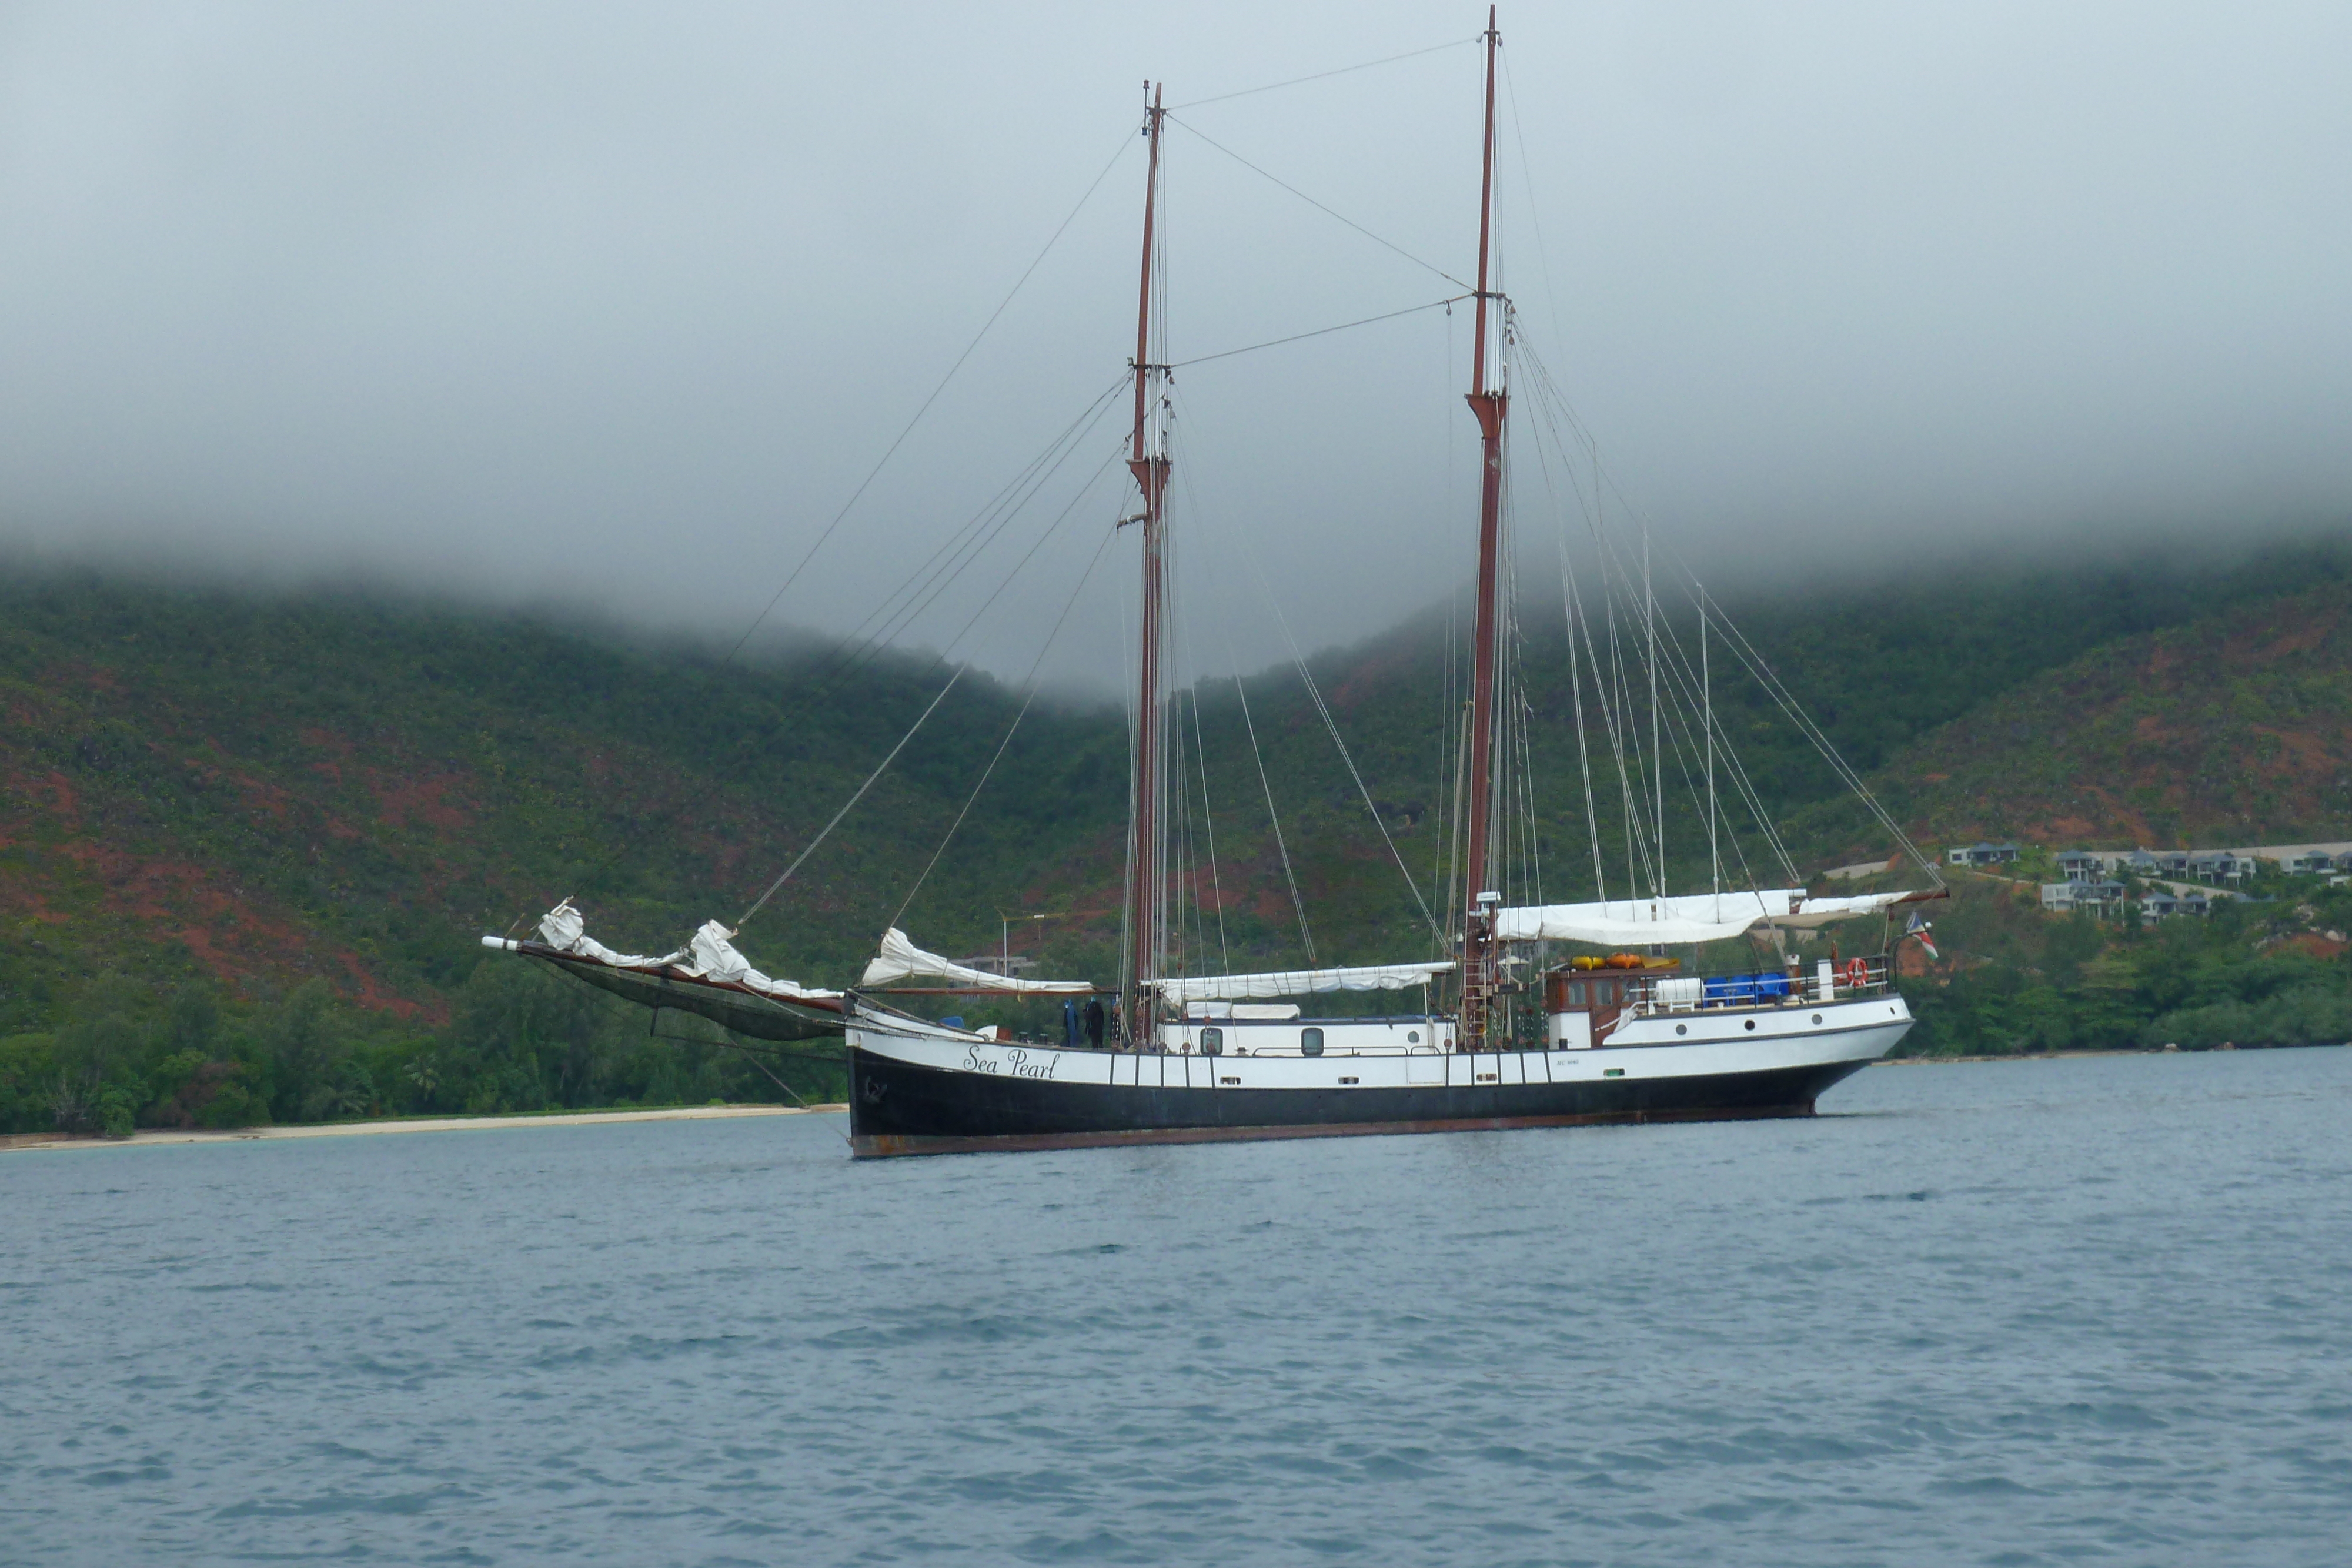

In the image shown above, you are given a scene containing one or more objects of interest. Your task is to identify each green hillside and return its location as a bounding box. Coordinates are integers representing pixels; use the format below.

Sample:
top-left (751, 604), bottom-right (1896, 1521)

top-left (1869, 580), bottom-right (2352, 848)
top-left (5, 542), bottom-right (2349, 1132)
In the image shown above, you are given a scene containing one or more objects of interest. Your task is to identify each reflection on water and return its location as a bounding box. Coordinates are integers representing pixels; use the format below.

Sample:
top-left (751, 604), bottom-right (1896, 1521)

top-left (5, 1048), bottom-right (2350, 1564)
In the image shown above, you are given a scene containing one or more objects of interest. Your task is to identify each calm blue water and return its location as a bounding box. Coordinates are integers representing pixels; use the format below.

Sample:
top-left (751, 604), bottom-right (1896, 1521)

top-left (5, 1049), bottom-right (2350, 1566)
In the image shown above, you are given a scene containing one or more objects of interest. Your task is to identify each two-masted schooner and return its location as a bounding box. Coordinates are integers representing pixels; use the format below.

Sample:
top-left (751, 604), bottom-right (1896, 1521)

top-left (487, 10), bottom-right (1945, 1156)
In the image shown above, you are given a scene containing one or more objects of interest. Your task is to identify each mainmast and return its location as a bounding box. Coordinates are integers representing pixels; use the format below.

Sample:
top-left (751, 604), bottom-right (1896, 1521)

top-left (1124, 84), bottom-right (1171, 1045)
top-left (1459, 8), bottom-right (1508, 1045)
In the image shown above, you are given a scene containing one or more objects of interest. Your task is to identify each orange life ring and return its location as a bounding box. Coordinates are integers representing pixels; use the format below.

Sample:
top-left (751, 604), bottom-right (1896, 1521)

top-left (1842, 957), bottom-right (1870, 989)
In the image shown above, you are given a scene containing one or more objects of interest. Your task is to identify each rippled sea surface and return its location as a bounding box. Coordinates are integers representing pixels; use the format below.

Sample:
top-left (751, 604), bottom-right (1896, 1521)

top-left (6, 1049), bottom-right (2352, 1566)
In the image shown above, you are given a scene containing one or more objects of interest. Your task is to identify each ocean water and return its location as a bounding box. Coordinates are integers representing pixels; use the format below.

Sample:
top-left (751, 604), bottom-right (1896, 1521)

top-left (4, 1049), bottom-right (2350, 1567)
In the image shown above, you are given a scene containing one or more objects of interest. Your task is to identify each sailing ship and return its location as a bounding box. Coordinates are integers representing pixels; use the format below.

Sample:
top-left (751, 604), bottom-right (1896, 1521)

top-left (836, 13), bottom-right (1944, 1154)
top-left (487, 9), bottom-right (1946, 1156)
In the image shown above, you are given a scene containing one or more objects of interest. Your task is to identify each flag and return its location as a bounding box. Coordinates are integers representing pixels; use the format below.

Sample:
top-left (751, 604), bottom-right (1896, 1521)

top-left (1906, 912), bottom-right (1940, 961)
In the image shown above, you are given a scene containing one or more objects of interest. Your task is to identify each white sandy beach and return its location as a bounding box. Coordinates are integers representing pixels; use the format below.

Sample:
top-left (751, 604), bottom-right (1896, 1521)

top-left (1, 1102), bottom-right (847, 1154)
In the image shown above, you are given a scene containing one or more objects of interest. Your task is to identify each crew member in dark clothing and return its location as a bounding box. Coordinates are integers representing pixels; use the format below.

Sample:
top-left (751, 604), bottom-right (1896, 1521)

top-left (1084, 997), bottom-right (1106, 1050)
top-left (1063, 999), bottom-right (1080, 1048)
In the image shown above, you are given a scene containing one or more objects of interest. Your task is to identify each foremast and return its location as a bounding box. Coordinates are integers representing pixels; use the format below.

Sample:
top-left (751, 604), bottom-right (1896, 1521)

top-left (1459, 8), bottom-right (1509, 1045)
top-left (1124, 85), bottom-right (1171, 1045)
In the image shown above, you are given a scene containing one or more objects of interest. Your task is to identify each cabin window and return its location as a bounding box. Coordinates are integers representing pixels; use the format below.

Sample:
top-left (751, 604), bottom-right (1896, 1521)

top-left (1567, 982), bottom-right (1587, 1007)
top-left (1406, 1029), bottom-right (1421, 1044)
top-left (1301, 1028), bottom-right (1325, 1057)
top-left (1201, 1028), bottom-right (1224, 1056)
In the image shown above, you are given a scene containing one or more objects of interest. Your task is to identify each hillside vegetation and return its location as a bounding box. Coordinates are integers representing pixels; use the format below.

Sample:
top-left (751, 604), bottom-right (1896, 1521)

top-left (1872, 582), bottom-right (2352, 847)
top-left (4, 543), bottom-right (2348, 1132)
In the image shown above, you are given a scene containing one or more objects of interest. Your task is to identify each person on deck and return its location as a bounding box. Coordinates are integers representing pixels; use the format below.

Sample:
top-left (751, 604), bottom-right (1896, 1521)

top-left (1084, 997), bottom-right (1106, 1051)
top-left (1063, 999), bottom-right (1080, 1048)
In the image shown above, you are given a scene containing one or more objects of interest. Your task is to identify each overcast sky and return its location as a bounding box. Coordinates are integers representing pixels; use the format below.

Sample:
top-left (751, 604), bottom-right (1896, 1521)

top-left (3, 2), bottom-right (2347, 690)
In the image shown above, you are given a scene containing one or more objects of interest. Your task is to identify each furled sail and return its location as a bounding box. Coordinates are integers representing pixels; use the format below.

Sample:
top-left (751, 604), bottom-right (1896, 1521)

top-left (860, 928), bottom-right (1094, 994)
top-left (1494, 890), bottom-right (1910, 947)
top-left (535, 900), bottom-right (686, 970)
top-left (679, 920), bottom-right (841, 1000)
top-left (1775, 892), bottom-right (1915, 928)
top-left (1153, 961), bottom-right (1455, 1004)
top-left (517, 901), bottom-right (841, 1001)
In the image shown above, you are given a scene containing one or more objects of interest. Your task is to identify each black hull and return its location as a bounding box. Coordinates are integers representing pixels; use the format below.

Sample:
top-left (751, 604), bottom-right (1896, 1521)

top-left (847, 1047), bottom-right (1870, 1158)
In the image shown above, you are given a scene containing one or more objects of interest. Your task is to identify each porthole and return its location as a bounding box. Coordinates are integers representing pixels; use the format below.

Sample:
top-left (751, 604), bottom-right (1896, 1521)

top-left (1201, 1027), bottom-right (1224, 1057)
top-left (1744, 1019), bottom-right (1757, 1032)
top-left (1339, 1076), bottom-right (1360, 1085)
top-left (1301, 1027), bottom-right (1325, 1058)
top-left (1812, 1014), bottom-right (1823, 1025)
top-left (1220, 1076), bottom-right (1240, 1086)
top-left (1675, 1023), bottom-right (1688, 1036)
top-left (1406, 1029), bottom-right (1421, 1044)
top-left (1603, 1067), bottom-right (1625, 1078)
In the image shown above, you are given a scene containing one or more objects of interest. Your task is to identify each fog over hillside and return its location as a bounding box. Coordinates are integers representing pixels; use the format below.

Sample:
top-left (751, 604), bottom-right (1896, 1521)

top-left (2, 1), bottom-right (2347, 690)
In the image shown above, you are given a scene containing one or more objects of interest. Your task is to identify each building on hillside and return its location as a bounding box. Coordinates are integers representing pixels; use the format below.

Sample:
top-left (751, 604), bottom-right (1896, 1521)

top-left (2287, 850), bottom-right (2337, 875)
top-left (1946, 842), bottom-right (2020, 867)
top-left (2137, 889), bottom-right (2212, 919)
top-left (2154, 849), bottom-right (2192, 877)
top-left (2056, 851), bottom-right (2106, 881)
top-left (2043, 879), bottom-right (2127, 914)
top-left (2188, 851), bottom-right (2247, 884)
top-left (2120, 849), bottom-right (2165, 879)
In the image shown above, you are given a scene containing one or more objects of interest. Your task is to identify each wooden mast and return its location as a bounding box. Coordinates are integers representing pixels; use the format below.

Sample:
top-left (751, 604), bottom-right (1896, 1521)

top-left (1124, 83), bottom-right (1170, 1045)
top-left (1459, 8), bottom-right (1508, 1045)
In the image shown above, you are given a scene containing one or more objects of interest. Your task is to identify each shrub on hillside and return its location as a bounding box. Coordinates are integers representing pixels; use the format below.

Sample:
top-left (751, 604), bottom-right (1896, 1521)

top-left (2141, 986), bottom-right (2352, 1050)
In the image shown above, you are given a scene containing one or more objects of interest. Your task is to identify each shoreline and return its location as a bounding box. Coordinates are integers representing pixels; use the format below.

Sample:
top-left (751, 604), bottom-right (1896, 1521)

top-left (15, 1044), bottom-right (2338, 1149)
top-left (1875, 1048), bottom-right (2162, 1066)
top-left (0, 1101), bottom-right (847, 1154)
top-left (1877, 1043), bottom-right (2344, 1065)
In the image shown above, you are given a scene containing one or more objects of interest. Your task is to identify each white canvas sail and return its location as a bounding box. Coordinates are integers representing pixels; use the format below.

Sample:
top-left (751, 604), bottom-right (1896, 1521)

top-left (524, 902), bottom-right (841, 1000)
top-left (537, 900), bottom-right (686, 969)
top-left (1153, 961), bottom-right (1454, 1004)
top-left (682, 920), bottom-right (841, 999)
top-left (860, 928), bottom-right (1094, 994)
top-left (1494, 890), bottom-right (1908, 947)
top-left (1775, 892), bottom-right (1914, 928)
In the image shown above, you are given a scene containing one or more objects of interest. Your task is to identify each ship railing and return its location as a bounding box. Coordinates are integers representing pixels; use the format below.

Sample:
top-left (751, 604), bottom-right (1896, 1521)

top-left (1623, 955), bottom-right (1894, 1017)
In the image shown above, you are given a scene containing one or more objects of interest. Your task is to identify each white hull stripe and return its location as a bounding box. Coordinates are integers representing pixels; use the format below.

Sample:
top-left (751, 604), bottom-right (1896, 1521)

top-left (848, 1001), bottom-right (1909, 1092)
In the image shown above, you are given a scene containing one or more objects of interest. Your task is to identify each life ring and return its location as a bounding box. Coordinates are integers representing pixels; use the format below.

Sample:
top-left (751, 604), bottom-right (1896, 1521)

top-left (1842, 957), bottom-right (1870, 990)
